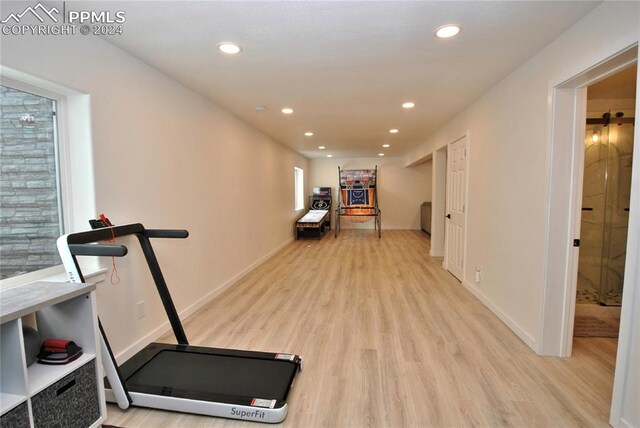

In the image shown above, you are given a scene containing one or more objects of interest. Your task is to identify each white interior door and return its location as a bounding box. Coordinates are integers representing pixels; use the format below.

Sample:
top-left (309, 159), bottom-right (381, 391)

top-left (445, 136), bottom-right (467, 281)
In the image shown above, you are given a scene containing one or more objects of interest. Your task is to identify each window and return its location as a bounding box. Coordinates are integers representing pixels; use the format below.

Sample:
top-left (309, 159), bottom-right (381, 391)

top-left (294, 167), bottom-right (304, 211)
top-left (0, 84), bottom-right (63, 280)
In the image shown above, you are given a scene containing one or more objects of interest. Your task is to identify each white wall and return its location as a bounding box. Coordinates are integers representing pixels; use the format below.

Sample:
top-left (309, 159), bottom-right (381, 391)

top-left (405, 3), bottom-right (638, 425)
top-left (405, 1), bottom-right (638, 350)
top-left (430, 148), bottom-right (447, 257)
top-left (309, 157), bottom-right (431, 230)
top-left (0, 26), bottom-right (308, 358)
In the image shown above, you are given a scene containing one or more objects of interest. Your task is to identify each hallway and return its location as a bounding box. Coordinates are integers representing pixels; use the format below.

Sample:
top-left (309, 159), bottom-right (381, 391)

top-left (106, 230), bottom-right (617, 427)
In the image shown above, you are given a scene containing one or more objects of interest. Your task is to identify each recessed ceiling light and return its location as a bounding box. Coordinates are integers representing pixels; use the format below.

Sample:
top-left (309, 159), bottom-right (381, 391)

top-left (327, 154), bottom-right (333, 158)
top-left (389, 129), bottom-right (399, 134)
top-left (254, 105), bottom-right (266, 112)
top-left (383, 144), bottom-right (390, 148)
top-left (402, 102), bottom-right (415, 109)
top-left (378, 153), bottom-right (385, 157)
top-left (318, 146), bottom-right (326, 150)
top-left (305, 132), bottom-right (314, 137)
top-left (281, 107), bottom-right (294, 114)
top-left (217, 42), bottom-right (242, 54)
top-left (435, 25), bottom-right (461, 39)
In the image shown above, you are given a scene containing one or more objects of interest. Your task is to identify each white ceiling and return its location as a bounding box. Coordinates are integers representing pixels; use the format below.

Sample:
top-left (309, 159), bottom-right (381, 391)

top-left (95, 1), bottom-right (600, 158)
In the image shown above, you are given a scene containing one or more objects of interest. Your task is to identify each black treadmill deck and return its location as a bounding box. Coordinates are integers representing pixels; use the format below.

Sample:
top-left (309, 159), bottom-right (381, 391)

top-left (62, 224), bottom-right (303, 422)
top-left (110, 343), bottom-right (301, 408)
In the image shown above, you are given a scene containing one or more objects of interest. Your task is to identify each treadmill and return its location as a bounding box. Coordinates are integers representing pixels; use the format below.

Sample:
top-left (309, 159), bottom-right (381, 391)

top-left (57, 223), bottom-right (302, 423)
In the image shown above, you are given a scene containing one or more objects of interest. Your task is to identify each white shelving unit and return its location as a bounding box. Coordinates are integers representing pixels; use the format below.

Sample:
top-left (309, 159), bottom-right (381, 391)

top-left (28, 353), bottom-right (97, 396)
top-left (0, 281), bottom-right (105, 427)
top-left (0, 319), bottom-right (28, 416)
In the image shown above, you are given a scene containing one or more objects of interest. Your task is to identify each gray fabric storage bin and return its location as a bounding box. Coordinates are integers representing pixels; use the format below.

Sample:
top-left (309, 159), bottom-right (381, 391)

top-left (0, 401), bottom-right (30, 428)
top-left (31, 360), bottom-right (100, 428)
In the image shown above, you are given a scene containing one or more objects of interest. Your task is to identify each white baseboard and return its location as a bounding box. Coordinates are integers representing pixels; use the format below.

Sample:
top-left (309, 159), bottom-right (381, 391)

top-left (462, 280), bottom-right (537, 350)
top-left (115, 237), bottom-right (294, 363)
top-left (610, 416), bottom-right (633, 428)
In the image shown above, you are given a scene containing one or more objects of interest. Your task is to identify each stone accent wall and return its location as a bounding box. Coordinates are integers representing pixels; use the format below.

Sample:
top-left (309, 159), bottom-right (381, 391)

top-left (1, 85), bottom-right (62, 280)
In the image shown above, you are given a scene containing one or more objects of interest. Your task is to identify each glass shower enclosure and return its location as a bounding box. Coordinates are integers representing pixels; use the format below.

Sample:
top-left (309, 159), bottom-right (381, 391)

top-left (577, 110), bottom-right (634, 306)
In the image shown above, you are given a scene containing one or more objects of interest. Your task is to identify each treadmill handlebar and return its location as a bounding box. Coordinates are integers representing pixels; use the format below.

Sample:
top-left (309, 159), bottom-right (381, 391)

top-left (68, 244), bottom-right (128, 257)
top-left (65, 223), bottom-right (189, 245)
top-left (144, 229), bottom-right (189, 239)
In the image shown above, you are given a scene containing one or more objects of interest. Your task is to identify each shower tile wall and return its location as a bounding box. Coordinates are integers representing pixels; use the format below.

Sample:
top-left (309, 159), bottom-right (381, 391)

top-left (602, 122), bottom-right (634, 304)
top-left (578, 111), bottom-right (634, 306)
top-left (578, 125), bottom-right (607, 300)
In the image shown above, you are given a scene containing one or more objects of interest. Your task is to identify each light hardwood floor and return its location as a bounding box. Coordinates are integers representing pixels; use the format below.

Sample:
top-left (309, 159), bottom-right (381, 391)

top-left (105, 230), bottom-right (617, 427)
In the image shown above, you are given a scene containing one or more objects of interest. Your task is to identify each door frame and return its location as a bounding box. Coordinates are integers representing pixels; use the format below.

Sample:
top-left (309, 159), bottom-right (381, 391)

top-left (444, 133), bottom-right (470, 281)
top-left (539, 45), bottom-right (637, 357)
top-left (539, 44), bottom-right (639, 427)
top-left (430, 146), bottom-right (448, 258)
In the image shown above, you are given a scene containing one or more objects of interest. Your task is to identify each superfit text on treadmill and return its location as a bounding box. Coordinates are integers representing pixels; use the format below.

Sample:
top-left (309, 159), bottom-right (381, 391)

top-left (230, 408), bottom-right (266, 419)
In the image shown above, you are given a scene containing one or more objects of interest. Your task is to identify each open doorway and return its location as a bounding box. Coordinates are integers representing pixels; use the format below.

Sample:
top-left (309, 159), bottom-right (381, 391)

top-left (573, 65), bottom-right (636, 339)
top-left (540, 44), bottom-right (638, 427)
top-left (429, 135), bottom-right (468, 282)
top-left (540, 45), bottom-right (637, 358)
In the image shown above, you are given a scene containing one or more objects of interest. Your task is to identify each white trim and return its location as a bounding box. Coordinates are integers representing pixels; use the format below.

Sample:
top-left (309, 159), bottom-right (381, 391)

top-left (0, 77), bottom-right (70, 233)
top-left (0, 65), bottom-right (96, 235)
top-left (0, 265), bottom-right (65, 291)
top-left (612, 417), bottom-right (634, 428)
top-left (0, 266), bottom-right (106, 292)
top-left (539, 44), bottom-right (638, 357)
top-left (294, 167), bottom-right (304, 211)
top-left (463, 130), bottom-right (471, 283)
top-left (609, 49), bottom-right (640, 428)
top-left (539, 84), bottom-right (577, 356)
top-left (430, 145), bottom-right (447, 258)
top-left (114, 236), bottom-right (295, 363)
top-left (462, 280), bottom-right (537, 349)
top-left (0, 78), bottom-right (69, 283)
top-left (443, 144), bottom-right (450, 270)
top-left (0, 73), bottom-right (98, 285)
top-left (561, 87), bottom-right (588, 357)
top-left (0, 66), bottom-right (83, 97)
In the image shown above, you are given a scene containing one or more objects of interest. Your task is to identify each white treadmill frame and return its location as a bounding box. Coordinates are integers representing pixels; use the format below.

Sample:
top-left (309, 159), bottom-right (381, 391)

top-left (56, 224), bottom-right (299, 423)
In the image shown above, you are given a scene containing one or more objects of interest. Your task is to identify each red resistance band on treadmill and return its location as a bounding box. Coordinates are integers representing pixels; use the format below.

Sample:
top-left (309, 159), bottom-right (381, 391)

top-left (100, 213), bottom-right (121, 285)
